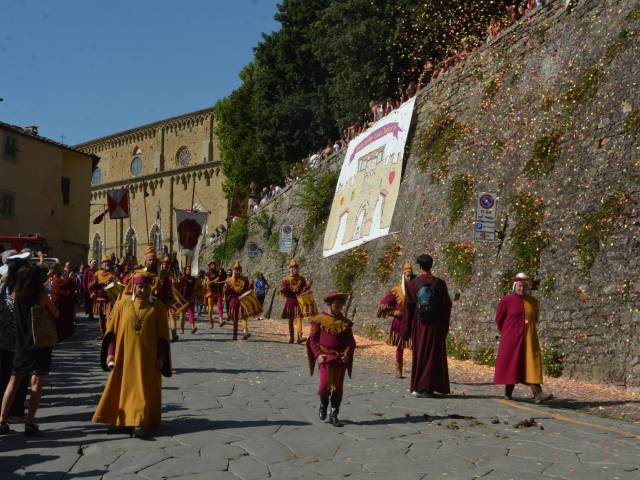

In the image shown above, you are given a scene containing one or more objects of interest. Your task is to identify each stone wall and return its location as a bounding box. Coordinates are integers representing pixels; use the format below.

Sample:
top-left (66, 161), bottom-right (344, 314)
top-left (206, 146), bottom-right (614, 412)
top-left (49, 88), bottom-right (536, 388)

top-left (203, 0), bottom-right (640, 387)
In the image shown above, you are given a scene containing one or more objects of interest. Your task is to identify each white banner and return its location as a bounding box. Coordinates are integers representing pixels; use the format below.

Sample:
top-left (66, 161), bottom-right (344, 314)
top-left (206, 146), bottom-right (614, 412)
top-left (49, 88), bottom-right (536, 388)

top-left (175, 209), bottom-right (208, 272)
top-left (323, 96), bottom-right (416, 257)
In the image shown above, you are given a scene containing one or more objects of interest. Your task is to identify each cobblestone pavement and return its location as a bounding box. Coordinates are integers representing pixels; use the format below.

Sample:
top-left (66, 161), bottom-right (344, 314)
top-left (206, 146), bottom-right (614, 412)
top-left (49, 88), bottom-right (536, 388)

top-left (1, 315), bottom-right (639, 479)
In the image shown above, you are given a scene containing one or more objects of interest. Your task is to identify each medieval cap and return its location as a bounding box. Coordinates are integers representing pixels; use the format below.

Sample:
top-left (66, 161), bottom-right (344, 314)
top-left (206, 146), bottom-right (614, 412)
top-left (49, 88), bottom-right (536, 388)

top-left (323, 290), bottom-right (348, 304)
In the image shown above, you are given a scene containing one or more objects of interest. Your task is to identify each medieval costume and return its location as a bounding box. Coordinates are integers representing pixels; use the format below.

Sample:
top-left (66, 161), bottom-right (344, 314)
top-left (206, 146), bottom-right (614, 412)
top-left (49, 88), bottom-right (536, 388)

top-left (81, 259), bottom-right (97, 320)
top-left (223, 261), bottom-right (252, 340)
top-left (401, 255), bottom-right (452, 396)
top-left (89, 257), bottom-right (116, 338)
top-left (278, 259), bottom-right (312, 344)
top-left (204, 261), bottom-right (226, 328)
top-left (92, 271), bottom-right (172, 438)
top-left (50, 271), bottom-right (77, 342)
top-left (176, 267), bottom-right (201, 334)
top-left (377, 261), bottom-right (413, 378)
top-left (155, 257), bottom-right (179, 342)
top-left (306, 291), bottom-right (355, 427)
top-left (494, 273), bottom-right (552, 403)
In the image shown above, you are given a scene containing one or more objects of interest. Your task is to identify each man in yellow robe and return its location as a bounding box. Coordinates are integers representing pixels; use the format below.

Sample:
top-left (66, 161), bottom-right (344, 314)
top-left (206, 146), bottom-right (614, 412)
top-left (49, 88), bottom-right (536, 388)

top-left (92, 271), bottom-right (172, 438)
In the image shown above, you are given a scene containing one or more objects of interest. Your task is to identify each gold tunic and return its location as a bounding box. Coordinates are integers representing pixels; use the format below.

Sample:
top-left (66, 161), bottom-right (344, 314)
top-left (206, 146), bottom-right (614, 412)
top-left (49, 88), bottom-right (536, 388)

top-left (92, 297), bottom-right (171, 428)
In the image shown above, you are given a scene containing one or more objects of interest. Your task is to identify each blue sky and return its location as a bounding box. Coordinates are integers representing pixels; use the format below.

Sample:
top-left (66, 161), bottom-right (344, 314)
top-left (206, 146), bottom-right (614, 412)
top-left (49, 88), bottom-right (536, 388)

top-left (0, 0), bottom-right (280, 145)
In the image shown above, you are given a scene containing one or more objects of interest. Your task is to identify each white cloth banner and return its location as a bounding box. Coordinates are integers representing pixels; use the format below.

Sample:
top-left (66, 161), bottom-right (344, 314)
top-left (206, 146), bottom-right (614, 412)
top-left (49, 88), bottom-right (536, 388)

top-left (174, 209), bottom-right (208, 272)
top-left (322, 96), bottom-right (416, 257)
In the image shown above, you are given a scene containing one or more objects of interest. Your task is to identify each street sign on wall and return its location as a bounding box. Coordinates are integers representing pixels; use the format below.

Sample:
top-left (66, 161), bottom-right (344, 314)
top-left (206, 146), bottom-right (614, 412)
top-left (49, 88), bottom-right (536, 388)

top-left (279, 224), bottom-right (293, 253)
top-left (474, 192), bottom-right (497, 242)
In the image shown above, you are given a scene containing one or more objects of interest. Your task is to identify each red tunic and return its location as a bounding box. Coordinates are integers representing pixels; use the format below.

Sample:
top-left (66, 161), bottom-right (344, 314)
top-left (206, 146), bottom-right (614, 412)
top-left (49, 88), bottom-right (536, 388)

top-left (279, 274), bottom-right (308, 319)
top-left (493, 293), bottom-right (526, 385)
top-left (401, 273), bottom-right (452, 394)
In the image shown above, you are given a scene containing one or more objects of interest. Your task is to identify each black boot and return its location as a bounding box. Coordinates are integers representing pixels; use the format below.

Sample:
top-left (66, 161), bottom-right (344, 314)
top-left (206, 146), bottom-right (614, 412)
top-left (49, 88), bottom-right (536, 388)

top-left (319, 395), bottom-right (329, 421)
top-left (504, 384), bottom-right (515, 400)
top-left (329, 393), bottom-right (343, 427)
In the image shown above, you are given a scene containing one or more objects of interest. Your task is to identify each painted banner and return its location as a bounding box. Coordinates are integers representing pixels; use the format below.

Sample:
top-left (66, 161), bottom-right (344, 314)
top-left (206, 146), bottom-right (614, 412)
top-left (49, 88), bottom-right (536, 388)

top-left (174, 208), bottom-right (208, 271)
top-left (323, 96), bottom-right (416, 257)
top-left (107, 189), bottom-right (130, 219)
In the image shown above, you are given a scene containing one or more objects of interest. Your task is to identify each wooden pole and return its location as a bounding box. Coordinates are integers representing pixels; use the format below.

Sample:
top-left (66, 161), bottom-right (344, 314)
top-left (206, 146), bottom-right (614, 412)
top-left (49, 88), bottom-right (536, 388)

top-left (143, 182), bottom-right (150, 247)
top-left (103, 203), bottom-right (107, 259)
top-left (190, 173), bottom-right (196, 212)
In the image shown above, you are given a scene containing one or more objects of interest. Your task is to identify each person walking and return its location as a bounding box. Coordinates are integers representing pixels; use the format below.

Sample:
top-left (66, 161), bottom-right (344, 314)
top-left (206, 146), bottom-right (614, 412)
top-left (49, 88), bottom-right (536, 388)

top-left (401, 254), bottom-right (452, 397)
top-left (278, 259), bottom-right (312, 344)
top-left (92, 271), bottom-right (172, 438)
top-left (204, 261), bottom-right (226, 328)
top-left (176, 266), bottom-right (201, 334)
top-left (494, 272), bottom-right (553, 403)
top-left (377, 261), bottom-right (414, 378)
top-left (254, 272), bottom-right (269, 318)
top-left (89, 257), bottom-right (116, 339)
top-left (0, 251), bottom-right (30, 423)
top-left (223, 261), bottom-right (253, 340)
top-left (49, 263), bottom-right (76, 342)
top-left (0, 262), bottom-right (60, 435)
top-left (306, 291), bottom-right (356, 427)
top-left (81, 258), bottom-right (98, 321)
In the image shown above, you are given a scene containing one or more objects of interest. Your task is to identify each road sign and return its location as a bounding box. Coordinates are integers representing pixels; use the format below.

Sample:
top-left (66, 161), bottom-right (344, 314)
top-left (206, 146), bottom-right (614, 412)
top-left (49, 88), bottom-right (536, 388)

top-left (279, 224), bottom-right (293, 253)
top-left (474, 192), bottom-right (497, 242)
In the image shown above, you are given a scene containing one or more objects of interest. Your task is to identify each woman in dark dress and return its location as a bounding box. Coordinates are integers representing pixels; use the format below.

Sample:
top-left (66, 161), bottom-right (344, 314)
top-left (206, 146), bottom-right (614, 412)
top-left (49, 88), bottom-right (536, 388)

top-left (0, 263), bottom-right (59, 435)
top-left (0, 252), bottom-right (30, 421)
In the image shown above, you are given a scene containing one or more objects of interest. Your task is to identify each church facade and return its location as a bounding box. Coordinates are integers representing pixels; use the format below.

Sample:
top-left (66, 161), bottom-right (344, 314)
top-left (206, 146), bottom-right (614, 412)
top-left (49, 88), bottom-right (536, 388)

top-left (76, 107), bottom-right (226, 267)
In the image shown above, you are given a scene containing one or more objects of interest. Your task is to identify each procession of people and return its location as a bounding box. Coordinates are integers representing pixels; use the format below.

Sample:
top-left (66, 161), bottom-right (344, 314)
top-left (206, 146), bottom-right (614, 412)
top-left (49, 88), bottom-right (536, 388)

top-left (0, 245), bottom-right (556, 437)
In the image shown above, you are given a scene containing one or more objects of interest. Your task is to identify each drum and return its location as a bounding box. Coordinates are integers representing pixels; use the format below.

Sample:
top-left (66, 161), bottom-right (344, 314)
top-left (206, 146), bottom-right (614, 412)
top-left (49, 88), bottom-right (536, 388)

top-left (104, 282), bottom-right (124, 303)
top-left (239, 290), bottom-right (263, 318)
top-left (297, 291), bottom-right (318, 319)
top-left (170, 286), bottom-right (189, 315)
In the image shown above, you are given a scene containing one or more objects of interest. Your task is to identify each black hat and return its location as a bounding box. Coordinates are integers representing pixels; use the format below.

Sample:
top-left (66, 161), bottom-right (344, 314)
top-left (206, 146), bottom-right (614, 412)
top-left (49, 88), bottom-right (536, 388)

top-left (416, 254), bottom-right (433, 271)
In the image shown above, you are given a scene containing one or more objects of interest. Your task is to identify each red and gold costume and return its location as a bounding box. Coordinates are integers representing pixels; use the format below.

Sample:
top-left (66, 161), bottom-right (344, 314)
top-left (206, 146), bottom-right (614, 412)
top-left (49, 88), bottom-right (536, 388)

top-left (306, 291), bottom-right (355, 427)
top-left (278, 259), bottom-right (313, 344)
top-left (204, 262), bottom-right (227, 327)
top-left (176, 269), bottom-right (202, 334)
top-left (377, 261), bottom-right (413, 378)
top-left (223, 261), bottom-right (252, 340)
top-left (89, 256), bottom-right (116, 336)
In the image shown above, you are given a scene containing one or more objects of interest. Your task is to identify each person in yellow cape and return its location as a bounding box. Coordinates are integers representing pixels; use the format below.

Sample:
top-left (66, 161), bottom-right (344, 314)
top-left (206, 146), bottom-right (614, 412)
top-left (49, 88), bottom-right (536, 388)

top-left (223, 260), bottom-right (253, 340)
top-left (89, 256), bottom-right (117, 339)
top-left (92, 271), bottom-right (172, 438)
top-left (278, 258), bottom-right (313, 344)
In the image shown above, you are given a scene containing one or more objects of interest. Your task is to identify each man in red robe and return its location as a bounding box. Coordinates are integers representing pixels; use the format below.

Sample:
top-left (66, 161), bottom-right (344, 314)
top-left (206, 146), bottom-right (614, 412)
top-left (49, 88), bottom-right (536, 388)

top-left (401, 254), bottom-right (452, 397)
top-left (306, 291), bottom-right (356, 427)
top-left (81, 258), bottom-right (97, 321)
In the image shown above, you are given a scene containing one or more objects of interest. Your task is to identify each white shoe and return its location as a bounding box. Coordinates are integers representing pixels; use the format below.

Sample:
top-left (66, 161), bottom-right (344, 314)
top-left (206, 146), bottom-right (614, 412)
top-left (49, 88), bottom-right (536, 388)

top-left (107, 360), bottom-right (115, 371)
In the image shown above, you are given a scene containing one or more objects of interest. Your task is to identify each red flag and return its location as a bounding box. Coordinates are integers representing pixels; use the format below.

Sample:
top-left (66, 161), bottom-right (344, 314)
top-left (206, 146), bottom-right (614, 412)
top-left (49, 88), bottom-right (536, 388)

top-left (93, 207), bottom-right (109, 225)
top-left (107, 189), bottom-right (130, 219)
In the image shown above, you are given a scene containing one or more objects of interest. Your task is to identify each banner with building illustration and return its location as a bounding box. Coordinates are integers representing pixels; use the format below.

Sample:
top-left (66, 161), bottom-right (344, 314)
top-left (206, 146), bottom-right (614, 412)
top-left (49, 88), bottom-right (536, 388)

top-left (322, 96), bottom-right (416, 257)
top-left (174, 208), bottom-right (208, 272)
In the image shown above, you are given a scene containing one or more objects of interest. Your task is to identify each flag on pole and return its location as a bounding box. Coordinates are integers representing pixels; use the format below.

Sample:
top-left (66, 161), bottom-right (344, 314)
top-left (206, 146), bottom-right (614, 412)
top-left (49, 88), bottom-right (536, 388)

top-left (107, 189), bottom-right (130, 219)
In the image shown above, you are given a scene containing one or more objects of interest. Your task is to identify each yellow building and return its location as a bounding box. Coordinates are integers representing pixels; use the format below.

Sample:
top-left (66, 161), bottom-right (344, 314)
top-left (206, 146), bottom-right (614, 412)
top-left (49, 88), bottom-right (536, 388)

top-left (76, 107), bottom-right (227, 269)
top-left (0, 123), bottom-right (97, 265)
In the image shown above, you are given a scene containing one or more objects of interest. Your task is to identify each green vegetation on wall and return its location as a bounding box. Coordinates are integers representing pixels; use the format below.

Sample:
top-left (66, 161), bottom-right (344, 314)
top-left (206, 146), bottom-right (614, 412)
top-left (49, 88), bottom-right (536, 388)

top-left (524, 132), bottom-right (562, 178)
top-left (295, 168), bottom-right (339, 248)
top-left (575, 192), bottom-right (626, 272)
top-left (418, 114), bottom-right (465, 181)
top-left (446, 333), bottom-right (470, 361)
top-left (542, 347), bottom-right (564, 378)
top-left (333, 247), bottom-right (368, 293)
top-left (442, 242), bottom-right (476, 288)
top-left (473, 346), bottom-right (497, 367)
top-left (252, 211), bottom-right (276, 241)
top-left (374, 241), bottom-right (403, 285)
top-left (447, 173), bottom-right (475, 227)
top-left (212, 217), bottom-right (249, 265)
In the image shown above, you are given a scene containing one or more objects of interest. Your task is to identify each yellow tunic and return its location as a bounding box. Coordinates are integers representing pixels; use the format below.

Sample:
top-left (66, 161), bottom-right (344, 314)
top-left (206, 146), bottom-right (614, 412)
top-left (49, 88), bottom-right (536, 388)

top-left (522, 295), bottom-right (543, 384)
top-left (92, 297), bottom-right (171, 428)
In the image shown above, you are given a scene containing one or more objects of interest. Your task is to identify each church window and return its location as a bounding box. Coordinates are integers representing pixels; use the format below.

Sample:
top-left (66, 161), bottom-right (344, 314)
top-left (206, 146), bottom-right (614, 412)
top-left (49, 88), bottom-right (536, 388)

top-left (177, 146), bottom-right (191, 166)
top-left (91, 167), bottom-right (102, 186)
top-left (130, 156), bottom-right (143, 177)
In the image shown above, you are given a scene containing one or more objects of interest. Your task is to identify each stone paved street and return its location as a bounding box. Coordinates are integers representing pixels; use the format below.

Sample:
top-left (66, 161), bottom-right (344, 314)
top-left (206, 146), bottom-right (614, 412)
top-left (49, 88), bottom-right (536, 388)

top-left (0, 315), bottom-right (639, 479)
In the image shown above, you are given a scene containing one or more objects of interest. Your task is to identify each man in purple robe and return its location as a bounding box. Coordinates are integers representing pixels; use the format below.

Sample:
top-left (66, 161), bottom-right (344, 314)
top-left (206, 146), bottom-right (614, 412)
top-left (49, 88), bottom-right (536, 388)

top-left (401, 254), bottom-right (452, 397)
